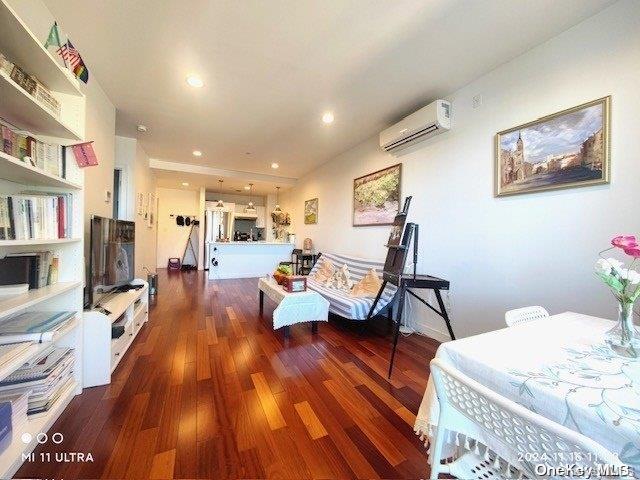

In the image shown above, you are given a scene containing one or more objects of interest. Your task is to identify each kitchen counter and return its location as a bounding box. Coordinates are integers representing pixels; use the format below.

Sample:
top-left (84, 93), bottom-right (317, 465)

top-left (208, 241), bottom-right (293, 279)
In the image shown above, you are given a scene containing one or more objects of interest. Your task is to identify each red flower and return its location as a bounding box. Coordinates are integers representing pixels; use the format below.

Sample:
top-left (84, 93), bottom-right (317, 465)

top-left (624, 245), bottom-right (640, 258)
top-left (611, 235), bottom-right (638, 249)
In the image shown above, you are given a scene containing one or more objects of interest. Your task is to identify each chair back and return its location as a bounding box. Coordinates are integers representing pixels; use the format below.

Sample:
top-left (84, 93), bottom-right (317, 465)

top-left (504, 305), bottom-right (549, 327)
top-left (430, 358), bottom-right (628, 478)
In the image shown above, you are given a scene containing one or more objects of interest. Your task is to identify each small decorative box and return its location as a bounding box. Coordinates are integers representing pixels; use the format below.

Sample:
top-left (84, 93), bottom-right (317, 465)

top-left (283, 275), bottom-right (307, 293)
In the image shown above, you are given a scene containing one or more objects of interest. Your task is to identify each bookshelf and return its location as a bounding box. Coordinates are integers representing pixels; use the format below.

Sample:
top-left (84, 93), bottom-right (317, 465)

top-left (0, 151), bottom-right (82, 190)
top-left (0, 1), bottom-right (86, 477)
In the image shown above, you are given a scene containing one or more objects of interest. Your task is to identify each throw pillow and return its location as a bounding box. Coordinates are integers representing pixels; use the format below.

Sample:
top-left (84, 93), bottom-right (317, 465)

top-left (351, 268), bottom-right (382, 298)
top-left (313, 258), bottom-right (335, 283)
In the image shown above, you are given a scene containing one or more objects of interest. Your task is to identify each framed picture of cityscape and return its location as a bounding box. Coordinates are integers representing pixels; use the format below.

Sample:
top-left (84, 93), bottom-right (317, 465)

top-left (495, 96), bottom-right (610, 196)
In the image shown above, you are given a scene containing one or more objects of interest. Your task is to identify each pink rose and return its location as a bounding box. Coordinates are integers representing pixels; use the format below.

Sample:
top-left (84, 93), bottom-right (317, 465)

top-left (624, 245), bottom-right (640, 258)
top-left (612, 235), bottom-right (638, 249)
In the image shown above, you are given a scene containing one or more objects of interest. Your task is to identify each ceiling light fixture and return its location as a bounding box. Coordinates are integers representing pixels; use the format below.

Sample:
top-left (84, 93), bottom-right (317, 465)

top-left (271, 162), bottom-right (279, 169)
top-left (136, 124), bottom-right (147, 132)
top-left (322, 112), bottom-right (334, 124)
top-left (273, 186), bottom-right (282, 214)
top-left (186, 74), bottom-right (204, 88)
top-left (215, 179), bottom-right (224, 209)
top-left (245, 183), bottom-right (256, 213)
top-left (243, 185), bottom-right (251, 191)
top-left (181, 182), bottom-right (189, 186)
top-left (192, 150), bottom-right (202, 157)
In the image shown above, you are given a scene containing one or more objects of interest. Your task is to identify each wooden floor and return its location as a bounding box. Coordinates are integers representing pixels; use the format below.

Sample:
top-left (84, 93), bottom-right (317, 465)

top-left (16, 270), bottom-right (439, 479)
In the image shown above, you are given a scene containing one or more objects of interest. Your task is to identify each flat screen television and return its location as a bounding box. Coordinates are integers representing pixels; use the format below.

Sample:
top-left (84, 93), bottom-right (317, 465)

top-left (87, 215), bottom-right (135, 307)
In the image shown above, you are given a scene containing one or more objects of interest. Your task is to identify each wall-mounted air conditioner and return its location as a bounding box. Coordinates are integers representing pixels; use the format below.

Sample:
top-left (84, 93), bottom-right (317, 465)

top-left (379, 99), bottom-right (451, 153)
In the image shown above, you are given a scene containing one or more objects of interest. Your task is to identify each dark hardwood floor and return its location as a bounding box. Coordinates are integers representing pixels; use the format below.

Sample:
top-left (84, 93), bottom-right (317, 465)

top-left (15, 270), bottom-right (439, 479)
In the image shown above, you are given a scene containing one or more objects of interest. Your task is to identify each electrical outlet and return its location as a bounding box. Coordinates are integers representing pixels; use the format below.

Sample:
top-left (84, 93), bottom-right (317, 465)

top-left (472, 94), bottom-right (482, 109)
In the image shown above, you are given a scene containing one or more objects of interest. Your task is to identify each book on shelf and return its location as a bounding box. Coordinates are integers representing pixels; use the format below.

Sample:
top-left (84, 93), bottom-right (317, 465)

top-left (0, 52), bottom-right (61, 119)
top-left (0, 192), bottom-right (74, 241)
top-left (0, 347), bottom-right (74, 415)
top-left (0, 251), bottom-right (60, 290)
top-left (0, 311), bottom-right (75, 344)
top-left (1, 121), bottom-right (67, 178)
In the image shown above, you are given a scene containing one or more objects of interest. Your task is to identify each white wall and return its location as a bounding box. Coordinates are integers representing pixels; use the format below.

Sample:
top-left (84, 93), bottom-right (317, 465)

top-left (114, 136), bottom-right (158, 277)
top-left (282, 0), bottom-right (640, 339)
top-left (156, 187), bottom-right (199, 269)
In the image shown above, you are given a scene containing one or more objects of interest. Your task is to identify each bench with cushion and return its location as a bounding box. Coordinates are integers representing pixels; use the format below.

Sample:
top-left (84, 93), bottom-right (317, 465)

top-left (306, 252), bottom-right (397, 321)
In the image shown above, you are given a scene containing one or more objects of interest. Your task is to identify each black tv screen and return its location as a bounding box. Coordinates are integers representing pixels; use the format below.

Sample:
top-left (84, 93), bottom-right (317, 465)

top-left (88, 216), bottom-right (135, 306)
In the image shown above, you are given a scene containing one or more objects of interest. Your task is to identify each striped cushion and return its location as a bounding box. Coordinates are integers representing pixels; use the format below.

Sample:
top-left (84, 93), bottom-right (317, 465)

top-left (307, 252), bottom-right (397, 320)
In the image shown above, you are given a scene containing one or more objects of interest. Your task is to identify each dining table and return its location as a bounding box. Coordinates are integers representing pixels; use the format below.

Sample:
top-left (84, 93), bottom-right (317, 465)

top-left (414, 311), bottom-right (640, 474)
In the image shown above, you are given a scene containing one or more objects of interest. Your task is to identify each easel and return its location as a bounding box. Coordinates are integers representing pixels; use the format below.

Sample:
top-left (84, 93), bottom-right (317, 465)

top-left (365, 197), bottom-right (455, 378)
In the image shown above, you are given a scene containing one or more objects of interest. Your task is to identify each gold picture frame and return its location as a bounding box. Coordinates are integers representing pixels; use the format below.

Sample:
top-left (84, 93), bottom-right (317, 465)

top-left (495, 96), bottom-right (610, 197)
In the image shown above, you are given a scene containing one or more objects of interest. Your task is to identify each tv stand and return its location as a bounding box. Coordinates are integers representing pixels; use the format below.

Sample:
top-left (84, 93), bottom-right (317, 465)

top-left (83, 279), bottom-right (149, 387)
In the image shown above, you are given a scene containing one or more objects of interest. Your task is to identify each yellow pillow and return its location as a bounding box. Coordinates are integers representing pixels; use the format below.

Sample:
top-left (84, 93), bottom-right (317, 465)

top-left (313, 259), bottom-right (335, 283)
top-left (351, 268), bottom-right (382, 298)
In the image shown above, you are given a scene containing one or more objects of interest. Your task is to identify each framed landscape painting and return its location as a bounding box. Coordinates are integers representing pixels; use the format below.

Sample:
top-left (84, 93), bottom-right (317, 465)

top-left (495, 96), bottom-right (610, 196)
top-left (304, 198), bottom-right (318, 224)
top-left (353, 163), bottom-right (401, 226)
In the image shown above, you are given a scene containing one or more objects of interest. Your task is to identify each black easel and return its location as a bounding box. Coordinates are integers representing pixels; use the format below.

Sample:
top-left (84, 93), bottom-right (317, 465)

top-left (365, 197), bottom-right (455, 378)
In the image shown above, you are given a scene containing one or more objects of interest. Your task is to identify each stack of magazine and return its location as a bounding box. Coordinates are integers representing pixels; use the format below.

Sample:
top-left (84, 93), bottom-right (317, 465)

top-left (0, 347), bottom-right (74, 415)
top-left (0, 311), bottom-right (75, 344)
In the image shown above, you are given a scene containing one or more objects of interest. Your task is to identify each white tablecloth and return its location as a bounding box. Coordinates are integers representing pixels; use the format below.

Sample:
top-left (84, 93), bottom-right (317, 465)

top-left (258, 277), bottom-right (329, 329)
top-left (414, 312), bottom-right (640, 471)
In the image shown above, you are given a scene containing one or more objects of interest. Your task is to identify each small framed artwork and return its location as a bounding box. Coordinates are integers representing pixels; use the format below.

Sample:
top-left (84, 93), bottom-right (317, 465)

top-left (147, 192), bottom-right (156, 228)
top-left (353, 163), bottom-right (401, 226)
top-left (137, 193), bottom-right (144, 216)
top-left (495, 96), bottom-right (610, 197)
top-left (304, 198), bottom-right (318, 224)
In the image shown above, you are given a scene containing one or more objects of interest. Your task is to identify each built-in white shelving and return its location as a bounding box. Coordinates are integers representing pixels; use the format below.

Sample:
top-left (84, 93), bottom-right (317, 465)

top-left (0, 380), bottom-right (77, 478)
top-left (0, 1), bottom-right (86, 475)
top-left (0, 0), bottom-right (81, 96)
top-left (0, 70), bottom-right (82, 140)
top-left (0, 315), bottom-right (77, 382)
top-left (0, 281), bottom-right (81, 320)
top-left (0, 238), bottom-right (81, 247)
top-left (0, 151), bottom-right (82, 190)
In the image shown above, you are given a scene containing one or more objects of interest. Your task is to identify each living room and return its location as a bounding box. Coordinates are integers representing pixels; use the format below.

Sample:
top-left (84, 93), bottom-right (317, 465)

top-left (0, 0), bottom-right (639, 479)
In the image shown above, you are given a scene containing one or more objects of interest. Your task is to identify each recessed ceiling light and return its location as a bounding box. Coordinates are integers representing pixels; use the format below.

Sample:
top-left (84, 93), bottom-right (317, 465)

top-left (322, 112), bottom-right (334, 124)
top-left (244, 185), bottom-right (251, 190)
top-left (136, 124), bottom-right (147, 132)
top-left (186, 74), bottom-right (204, 88)
top-left (181, 182), bottom-right (189, 186)
top-left (271, 162), bottom-right (279, 169)
top-left (192, 150), bottom-right (202, 157)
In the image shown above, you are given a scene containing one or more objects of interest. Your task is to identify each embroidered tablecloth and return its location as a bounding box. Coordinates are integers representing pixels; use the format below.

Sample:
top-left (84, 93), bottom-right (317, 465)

top-left (414, 312), bottom-right (640, 471)
top-left (258, 277), bottom-right (329, 329)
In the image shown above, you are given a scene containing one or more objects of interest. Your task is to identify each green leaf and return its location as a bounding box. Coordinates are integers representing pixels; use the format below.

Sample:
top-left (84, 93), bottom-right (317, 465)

top-left (596, 272), bottom-right (625, 293)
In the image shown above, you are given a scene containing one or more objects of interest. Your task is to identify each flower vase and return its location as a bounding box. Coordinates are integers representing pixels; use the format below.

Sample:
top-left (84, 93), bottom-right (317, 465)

top-left (605, 301), bottom-right (640, 358)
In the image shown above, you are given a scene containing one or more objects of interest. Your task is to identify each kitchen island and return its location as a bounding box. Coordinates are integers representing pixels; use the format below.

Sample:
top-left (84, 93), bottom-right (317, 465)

top-left (207, 241), bottom-right (294, 279)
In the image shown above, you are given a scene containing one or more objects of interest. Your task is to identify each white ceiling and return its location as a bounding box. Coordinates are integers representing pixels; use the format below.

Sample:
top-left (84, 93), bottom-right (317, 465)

top-left (44, 0), bottom-right (614, 180)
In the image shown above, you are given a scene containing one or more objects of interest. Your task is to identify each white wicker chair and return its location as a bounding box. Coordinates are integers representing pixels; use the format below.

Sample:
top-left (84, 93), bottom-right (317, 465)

top-left (429, 358), bottom-right (630, 479)
top-left (504, 306), bottom-right (549, 327)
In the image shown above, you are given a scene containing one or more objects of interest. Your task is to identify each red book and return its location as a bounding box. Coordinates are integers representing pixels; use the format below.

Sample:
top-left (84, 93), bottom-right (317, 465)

top-left (57, 196), bottom-right (65, 238)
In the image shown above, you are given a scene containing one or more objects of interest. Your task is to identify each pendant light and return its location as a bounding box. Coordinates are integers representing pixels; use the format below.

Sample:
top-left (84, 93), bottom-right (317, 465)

top-left (273, 186), bottom-right (282, 214)
top-left (215, 179), bottom-right (224, 209)
top-left (245, 183), bottom-right (256, 213)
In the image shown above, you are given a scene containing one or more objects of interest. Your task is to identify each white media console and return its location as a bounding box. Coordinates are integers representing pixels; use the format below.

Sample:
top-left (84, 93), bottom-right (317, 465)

top-left (82, 279), bottom-right (149, 387)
